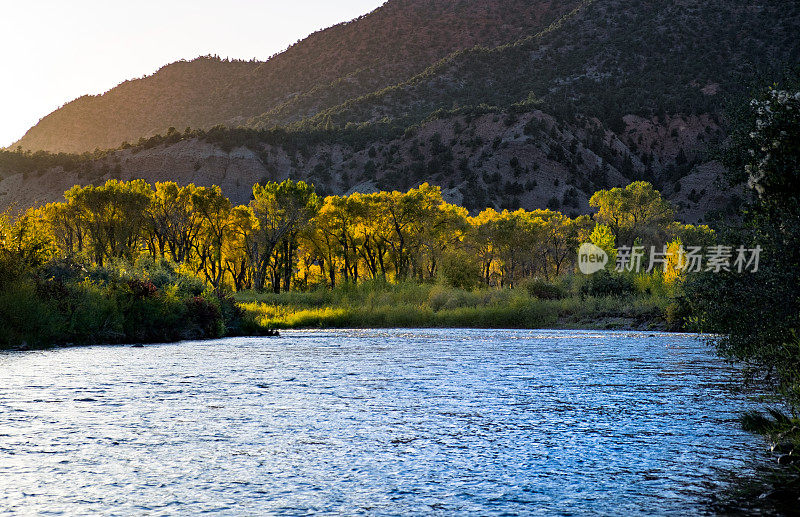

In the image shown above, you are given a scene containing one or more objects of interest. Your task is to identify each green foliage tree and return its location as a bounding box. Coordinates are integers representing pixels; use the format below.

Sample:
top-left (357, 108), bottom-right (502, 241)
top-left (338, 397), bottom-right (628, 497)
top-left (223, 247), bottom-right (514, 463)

top-left (250, 179), bottom-right (321, 292)
top-left (64, 180), bottom-right (152, 266)
top-left (192, 185), bottom-right (234, 289)
top-left (148, 182), bottom-right (204, 263)
top-left (589, 181), bottom-right (675, 246)
top-left (440, 249), bottom-right (482, 290)
top-left (684, 83), bottom-right (800, 409)
top-left (589, 223), bottom-right (617, 267)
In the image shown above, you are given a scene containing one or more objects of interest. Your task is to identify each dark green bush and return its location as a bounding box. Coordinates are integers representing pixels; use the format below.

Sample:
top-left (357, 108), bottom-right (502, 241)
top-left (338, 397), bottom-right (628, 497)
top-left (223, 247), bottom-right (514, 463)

top-left (185, 296), bottom-right (224, 338)
top-left (520, 278), bottom-right (567, 300)
top-left (0, 282), bottom-right (63, 348)
top-left (580, 270), bottom-right (636, 298)
top-left (440, 250), bottom-right (482, 290)
top-left (0, 257), bottom-right (269, 349)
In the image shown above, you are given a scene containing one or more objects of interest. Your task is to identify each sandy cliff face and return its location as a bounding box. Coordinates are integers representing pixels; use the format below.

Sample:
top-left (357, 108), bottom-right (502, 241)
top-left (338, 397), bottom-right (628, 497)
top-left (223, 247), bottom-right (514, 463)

top-left (0, 110), bottom-right (730, 222)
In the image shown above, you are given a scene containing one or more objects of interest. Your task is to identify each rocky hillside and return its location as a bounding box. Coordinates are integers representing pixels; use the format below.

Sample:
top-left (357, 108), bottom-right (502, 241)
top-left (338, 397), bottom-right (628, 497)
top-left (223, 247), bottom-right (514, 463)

top-left (0, 107), bottom-right (734, 223)
top-left (13, 0), bottom-right (578, 153)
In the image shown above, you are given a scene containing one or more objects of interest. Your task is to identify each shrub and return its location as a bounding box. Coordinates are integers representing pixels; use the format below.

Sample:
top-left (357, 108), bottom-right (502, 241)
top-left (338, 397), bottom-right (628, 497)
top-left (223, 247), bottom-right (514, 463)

top-left (580, 270), bottom-right (636, 298)
top-left (520, 278), bottom-right (567, 300)
top-left (0, 282), bottom-right (63, 348)
top-left (185, 295), bottom-right (224, 339)
top-left (427, 285), bottom-right (477, 311)
top-left (0, 257), bottom-right (266, 349)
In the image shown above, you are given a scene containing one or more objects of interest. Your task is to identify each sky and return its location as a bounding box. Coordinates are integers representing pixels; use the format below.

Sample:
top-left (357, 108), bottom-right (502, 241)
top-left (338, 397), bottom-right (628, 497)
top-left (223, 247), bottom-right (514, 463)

top-left (0, 0), bottom-right (386, 149)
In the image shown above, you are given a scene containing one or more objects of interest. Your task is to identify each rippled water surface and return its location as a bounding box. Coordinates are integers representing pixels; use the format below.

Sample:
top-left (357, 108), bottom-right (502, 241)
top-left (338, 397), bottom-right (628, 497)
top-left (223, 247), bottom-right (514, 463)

top-left (0, 329), bottom-right (765, 515)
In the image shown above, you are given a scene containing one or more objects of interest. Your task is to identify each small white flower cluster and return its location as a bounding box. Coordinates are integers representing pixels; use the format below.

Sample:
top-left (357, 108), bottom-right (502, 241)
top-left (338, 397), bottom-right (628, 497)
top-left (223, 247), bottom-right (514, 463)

top-left (745, 90), bottom-right (800, 196)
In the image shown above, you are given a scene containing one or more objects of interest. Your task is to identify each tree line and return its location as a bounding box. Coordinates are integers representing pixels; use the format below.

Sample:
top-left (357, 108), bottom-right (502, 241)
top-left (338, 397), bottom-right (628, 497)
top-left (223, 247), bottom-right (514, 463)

top-left (3, 180), bottom-right (711, 293)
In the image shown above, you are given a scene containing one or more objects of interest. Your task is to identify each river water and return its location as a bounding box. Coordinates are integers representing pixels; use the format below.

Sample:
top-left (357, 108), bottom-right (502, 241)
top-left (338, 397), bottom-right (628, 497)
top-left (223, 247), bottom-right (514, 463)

top-left (0, 329), bottom-right (766, 515)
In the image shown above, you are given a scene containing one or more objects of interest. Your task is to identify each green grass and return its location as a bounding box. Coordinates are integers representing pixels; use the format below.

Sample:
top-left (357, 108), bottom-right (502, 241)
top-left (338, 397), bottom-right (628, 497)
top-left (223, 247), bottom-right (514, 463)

top-left (236, 280), bottom-right (674, 330)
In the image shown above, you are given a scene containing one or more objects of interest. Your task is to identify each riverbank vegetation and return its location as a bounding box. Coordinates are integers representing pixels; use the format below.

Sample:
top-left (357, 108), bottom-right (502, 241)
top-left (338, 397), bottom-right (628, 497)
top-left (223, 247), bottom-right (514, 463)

top-left (236, 276), bottom-right (674, 330)
top-left (0, 176), bottom-right (713, 349)
top-left (4, 179), bottom-right (711, 293)
top-left (0, 252), bottom-right (267, 349)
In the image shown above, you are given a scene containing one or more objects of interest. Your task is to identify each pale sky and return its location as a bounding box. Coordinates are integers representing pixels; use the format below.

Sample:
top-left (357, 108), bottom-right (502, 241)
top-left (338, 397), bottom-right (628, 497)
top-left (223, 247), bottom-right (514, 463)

top-left (0, 0), bottom-right (386, 149)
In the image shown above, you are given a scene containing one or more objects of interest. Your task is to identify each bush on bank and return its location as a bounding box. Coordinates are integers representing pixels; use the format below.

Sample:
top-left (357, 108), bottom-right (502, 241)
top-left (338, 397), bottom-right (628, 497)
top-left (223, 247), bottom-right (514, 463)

top-left (0, 256), bottom-right (267, 349)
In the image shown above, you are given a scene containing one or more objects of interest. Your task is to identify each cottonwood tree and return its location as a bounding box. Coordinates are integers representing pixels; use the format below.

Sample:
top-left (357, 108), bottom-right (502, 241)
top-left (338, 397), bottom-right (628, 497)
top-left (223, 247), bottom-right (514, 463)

top-left (589, 181), bottom-right (674, 246)
top-left (64, 180), bottom-right (152, 266)
top-left (192, 185), bottom-right (233, 289)
top-left (147, 182), bottom-right (204, 263)
top-left (249, 179), bottom-right (320, 292)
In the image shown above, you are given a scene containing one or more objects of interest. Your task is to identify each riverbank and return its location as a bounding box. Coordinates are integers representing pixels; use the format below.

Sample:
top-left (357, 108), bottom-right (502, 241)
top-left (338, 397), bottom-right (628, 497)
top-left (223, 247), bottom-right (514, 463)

top-left (236, 280), bottom-right (677, 331)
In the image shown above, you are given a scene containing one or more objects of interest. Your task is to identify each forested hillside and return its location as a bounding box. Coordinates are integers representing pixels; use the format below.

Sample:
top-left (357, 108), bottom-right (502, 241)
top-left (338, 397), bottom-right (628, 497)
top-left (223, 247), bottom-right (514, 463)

top-left (307, 0), bottom-right (800, 129)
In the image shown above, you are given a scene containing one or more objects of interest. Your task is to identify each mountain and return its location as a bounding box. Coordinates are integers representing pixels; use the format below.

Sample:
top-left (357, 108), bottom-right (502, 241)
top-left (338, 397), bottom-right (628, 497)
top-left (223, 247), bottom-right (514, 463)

top-left (305, 0), bottom-right (799, 130)
top-left (2, 0), bottom-right (798, 222)
top-left (13, 0), bottom-right (579, 154)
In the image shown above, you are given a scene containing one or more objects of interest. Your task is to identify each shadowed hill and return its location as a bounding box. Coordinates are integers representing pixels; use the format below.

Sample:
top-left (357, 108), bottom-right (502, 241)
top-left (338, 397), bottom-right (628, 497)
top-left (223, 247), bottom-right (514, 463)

top-left (14, 0), bottom-right (579, 153)
top-left (303, 0), bottom-right (800, 131)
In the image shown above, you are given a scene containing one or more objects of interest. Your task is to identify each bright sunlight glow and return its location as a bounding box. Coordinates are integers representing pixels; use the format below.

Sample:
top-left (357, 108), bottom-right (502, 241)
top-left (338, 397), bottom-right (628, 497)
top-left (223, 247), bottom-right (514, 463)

top-left (0, 0), bottom-right (386, 148)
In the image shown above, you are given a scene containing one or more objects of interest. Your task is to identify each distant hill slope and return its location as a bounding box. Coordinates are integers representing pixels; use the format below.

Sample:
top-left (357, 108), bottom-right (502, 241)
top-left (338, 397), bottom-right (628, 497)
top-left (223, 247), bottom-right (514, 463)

top-left (13, 0), bottom-right (578, 153)
top-left (0, 106), bottom-right (735, 224)
top-left (305, 0), bottom-right (800, 131)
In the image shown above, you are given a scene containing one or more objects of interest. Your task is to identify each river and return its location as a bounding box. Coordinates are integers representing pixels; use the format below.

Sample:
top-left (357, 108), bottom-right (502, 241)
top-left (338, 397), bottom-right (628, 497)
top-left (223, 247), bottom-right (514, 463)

top-left (0, 329), bottom-right (766, 515)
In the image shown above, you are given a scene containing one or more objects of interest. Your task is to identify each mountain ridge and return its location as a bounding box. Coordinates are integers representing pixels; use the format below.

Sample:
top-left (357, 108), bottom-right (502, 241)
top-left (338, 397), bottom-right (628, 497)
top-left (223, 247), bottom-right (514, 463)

top-left (3, 0), bottom-right (797, 222)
